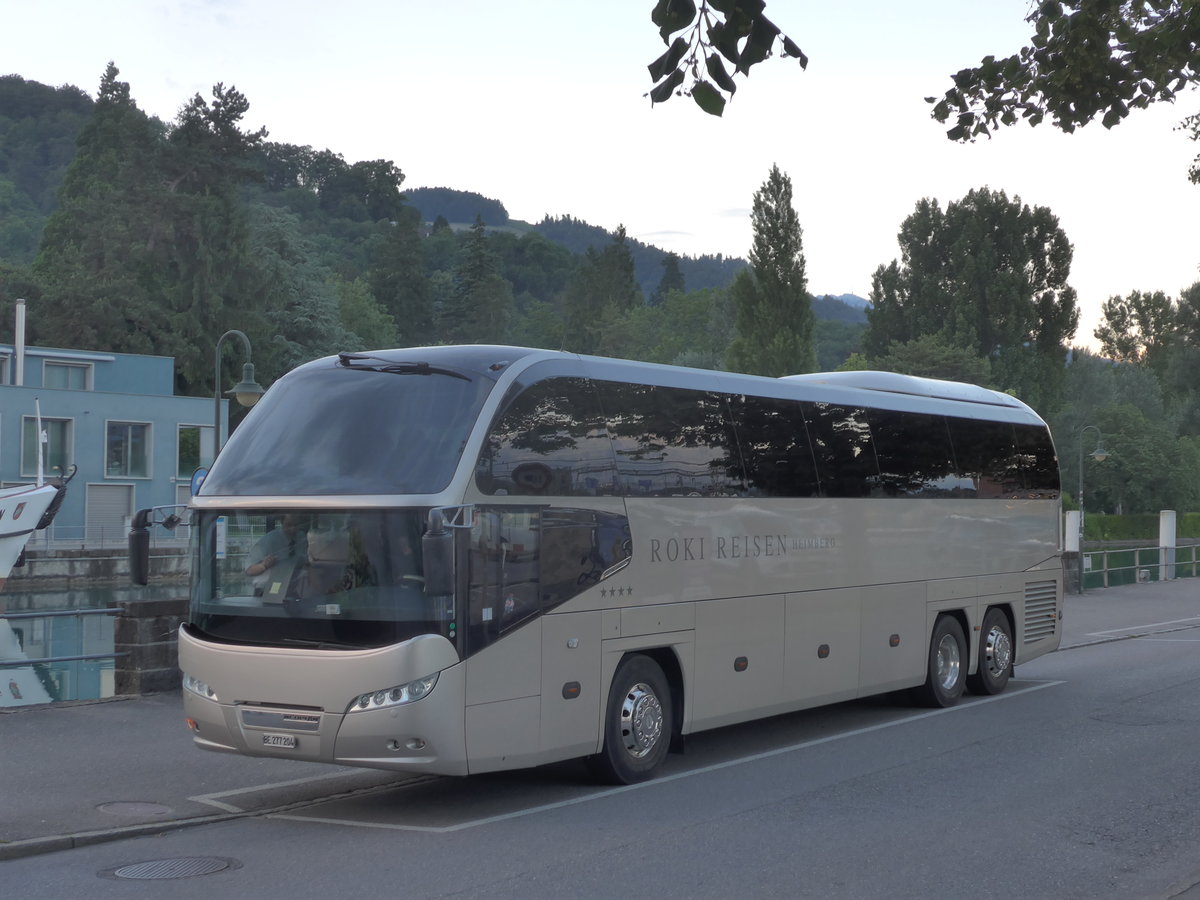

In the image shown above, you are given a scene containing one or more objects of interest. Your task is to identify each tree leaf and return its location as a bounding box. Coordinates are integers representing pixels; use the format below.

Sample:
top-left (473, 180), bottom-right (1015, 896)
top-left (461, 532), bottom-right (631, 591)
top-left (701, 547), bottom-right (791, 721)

top-left (651, 0), bottom-right (698, 42)
top-left (649, 68), bottom-right (686, 104)
top-left (781, 36), bottom-right (808, 68)
top-left (648, 37), bottom-right (690, 82)
top-left (737, 15), bottom-right (781, 75)
top-left (706, 54), bottom-right (738, 94)
top-left (708, 21), bottom-right (743, 67)
top-left (691, 81), bottom-right (727, 116)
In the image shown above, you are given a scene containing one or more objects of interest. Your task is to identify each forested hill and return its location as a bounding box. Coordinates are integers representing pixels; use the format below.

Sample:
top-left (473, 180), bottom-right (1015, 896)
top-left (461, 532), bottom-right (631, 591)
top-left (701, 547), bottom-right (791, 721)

top-left (0, 73), bottom-right (849, 304)
top-left (0, 70), bottom-right (868, 392)
top-left (399, 197), bottom-right (748, 298)
top-left (0, 76), bottom-right (94, 260)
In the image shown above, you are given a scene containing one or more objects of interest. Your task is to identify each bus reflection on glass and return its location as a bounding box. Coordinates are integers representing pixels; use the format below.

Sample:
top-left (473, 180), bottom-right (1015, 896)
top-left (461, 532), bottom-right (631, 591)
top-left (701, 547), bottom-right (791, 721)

top-left (134, 346), bottom-right (1062, 784)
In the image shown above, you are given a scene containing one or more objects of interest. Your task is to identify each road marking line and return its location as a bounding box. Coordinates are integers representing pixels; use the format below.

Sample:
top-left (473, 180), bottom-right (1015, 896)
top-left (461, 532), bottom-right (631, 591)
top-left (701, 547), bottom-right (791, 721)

top-left (1086, 616), bottom-right (1200, 637)
top-left (190, 771), bottom-right (376, 812)
top-left (264, 680), bottom-right (1065, 834)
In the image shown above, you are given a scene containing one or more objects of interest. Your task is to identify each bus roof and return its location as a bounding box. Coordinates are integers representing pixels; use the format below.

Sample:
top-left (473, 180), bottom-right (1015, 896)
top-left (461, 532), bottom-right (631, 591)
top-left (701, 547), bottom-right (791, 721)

top-left (779, 371), bottom-right (1025, 409)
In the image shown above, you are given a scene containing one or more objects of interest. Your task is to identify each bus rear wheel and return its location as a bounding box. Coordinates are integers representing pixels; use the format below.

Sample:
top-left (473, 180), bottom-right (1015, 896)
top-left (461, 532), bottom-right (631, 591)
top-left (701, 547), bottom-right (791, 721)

top-left (911, 615), bottom-right (967, 708)
top-left (967, 608), bottom-right (1013, 695)
top-left (589, 654), bottom-right (672, 784)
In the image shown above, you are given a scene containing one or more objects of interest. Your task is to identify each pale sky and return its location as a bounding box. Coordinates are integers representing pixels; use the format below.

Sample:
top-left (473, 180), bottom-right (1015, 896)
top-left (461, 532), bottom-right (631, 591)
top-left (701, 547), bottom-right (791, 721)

top-left (4, 1), bottom-right (1198, 348)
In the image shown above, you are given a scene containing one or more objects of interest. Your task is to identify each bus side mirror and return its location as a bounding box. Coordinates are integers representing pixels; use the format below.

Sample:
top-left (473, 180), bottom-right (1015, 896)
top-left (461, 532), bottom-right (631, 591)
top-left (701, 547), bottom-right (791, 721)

top-left (422, 508), bottom-right (454, 597)
top-left (129, 507), bottom-right (152, 586)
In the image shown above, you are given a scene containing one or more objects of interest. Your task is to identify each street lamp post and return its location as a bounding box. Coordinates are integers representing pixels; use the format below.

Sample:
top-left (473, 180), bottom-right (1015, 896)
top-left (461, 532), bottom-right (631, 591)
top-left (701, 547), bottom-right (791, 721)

top-left (213, 329), bottom-right (265, 459)
top-left (1077, 424), bottom-right (1109, 592)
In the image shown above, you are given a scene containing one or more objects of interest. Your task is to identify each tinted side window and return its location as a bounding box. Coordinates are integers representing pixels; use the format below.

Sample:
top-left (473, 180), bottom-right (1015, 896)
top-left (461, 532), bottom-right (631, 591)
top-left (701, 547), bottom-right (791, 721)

top-left (729, 394), bottom-right (819, 498)
top-left (946, 417), bottom-right (1022, 499)
top-left (597, 382), bottom-right (746, 497)
top-left (467, 507), bottom-right (541, 653)
top-left (540, 508), bottom-right (631, 608)
top-left (868, 409), bottom-right (966, 497)
top-left (476, 377), bottom-right (617, 496)
top-left (465, 506), bottom-right (631, 656)
top-left (805, 402), bottom-right (879, 498)
top-left (1013, 423), bottom-right (1061, 497)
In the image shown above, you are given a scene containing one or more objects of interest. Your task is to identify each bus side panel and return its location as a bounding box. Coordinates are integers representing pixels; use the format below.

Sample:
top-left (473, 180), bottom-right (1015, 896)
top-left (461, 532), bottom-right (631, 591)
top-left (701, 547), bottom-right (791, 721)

top-left (690, 594), bottom-right (784, 732)
top-left (464, 620), bottom-right (542, 706)
top-left (784, 587), bottom-right (861, 707)
top-left (857, 582), bottom-right (928, 695)
top-left (464, 620), bottom-right (543, 773)
top-left (540, 611), bottom-right (603, 760)
top-left (464, 695), bottom-right (541, 774)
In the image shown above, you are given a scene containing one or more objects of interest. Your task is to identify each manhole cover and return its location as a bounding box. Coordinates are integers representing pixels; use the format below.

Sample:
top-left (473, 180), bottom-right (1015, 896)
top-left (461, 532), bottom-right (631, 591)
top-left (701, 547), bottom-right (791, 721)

top-left (106, 857), bottom-right (238, 880)
top-left (97, 801), bottom-right (173, 817)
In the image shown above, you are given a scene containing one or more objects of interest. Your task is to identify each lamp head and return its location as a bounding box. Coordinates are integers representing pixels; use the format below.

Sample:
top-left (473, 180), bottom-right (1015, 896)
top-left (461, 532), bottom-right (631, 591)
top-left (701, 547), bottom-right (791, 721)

top-left (226, 361), bottom-right (265, 408)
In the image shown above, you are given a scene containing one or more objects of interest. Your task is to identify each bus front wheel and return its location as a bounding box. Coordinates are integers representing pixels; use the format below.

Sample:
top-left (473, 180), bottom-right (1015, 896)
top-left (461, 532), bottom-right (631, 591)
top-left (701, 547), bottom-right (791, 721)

top-left (911, 615), bottom-right (967, 708)
top-left (967, 608), bottom-right (1013, 695)
top-left (589, 654), bottom-right (672, 784)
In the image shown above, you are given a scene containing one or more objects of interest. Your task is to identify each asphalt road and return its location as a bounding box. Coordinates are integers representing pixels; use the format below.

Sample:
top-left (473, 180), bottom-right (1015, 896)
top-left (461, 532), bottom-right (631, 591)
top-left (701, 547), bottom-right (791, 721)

top-left (4, 578), bottom-right (1200, 899)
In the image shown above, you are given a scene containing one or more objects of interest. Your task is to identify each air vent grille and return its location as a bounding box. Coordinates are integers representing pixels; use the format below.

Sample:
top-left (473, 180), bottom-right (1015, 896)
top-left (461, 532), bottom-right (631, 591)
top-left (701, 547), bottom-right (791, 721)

top-left (1024, 580), bottom-right (1059, 642)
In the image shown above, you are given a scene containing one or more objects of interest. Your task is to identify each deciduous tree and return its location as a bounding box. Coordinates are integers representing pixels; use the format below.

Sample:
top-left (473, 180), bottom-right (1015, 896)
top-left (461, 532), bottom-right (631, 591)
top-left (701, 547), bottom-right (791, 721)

top-left (648, 0), bottom-right (807, 116)
top-left (864, 187), bottom-right (1078, 409)
top-left (930, 1), bottom-right (1200, 180)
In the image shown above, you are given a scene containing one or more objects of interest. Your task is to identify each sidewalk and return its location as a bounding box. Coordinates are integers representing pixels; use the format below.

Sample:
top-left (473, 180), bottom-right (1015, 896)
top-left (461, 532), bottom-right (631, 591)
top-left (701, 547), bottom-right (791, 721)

top-left (2, 577), bottom-right (1198, 861)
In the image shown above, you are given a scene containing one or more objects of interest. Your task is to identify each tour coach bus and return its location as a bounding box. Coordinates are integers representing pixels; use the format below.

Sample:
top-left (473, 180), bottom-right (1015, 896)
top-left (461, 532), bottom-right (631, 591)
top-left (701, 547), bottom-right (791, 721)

top-left (156, 345), bottom-right (1063, 784)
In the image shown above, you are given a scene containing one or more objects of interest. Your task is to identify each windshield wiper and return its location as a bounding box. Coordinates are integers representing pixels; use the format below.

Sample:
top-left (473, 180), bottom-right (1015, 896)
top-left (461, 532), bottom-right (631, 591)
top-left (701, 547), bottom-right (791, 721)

top-left (280, 637), bottom-right (365, 650)
top-left (337, 353), bottom-right (472, 381)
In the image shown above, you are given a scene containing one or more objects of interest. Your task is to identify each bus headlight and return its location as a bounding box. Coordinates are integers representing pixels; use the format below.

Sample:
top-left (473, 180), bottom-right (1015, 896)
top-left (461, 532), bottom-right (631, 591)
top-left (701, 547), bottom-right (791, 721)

top-left (183, 673), bottom-right (219, 702)
top-left (349, 673), bottom-right (439, 712)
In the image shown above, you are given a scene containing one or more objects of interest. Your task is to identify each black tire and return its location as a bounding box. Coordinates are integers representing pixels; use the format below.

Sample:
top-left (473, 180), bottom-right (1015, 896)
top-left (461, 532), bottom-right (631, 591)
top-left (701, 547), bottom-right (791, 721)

top-left (966, 607), bottom-right (1014, 695)
top-left (589, 655), bottom-right (672, 785)
top-left (910, 615), bottom-right (967, 708)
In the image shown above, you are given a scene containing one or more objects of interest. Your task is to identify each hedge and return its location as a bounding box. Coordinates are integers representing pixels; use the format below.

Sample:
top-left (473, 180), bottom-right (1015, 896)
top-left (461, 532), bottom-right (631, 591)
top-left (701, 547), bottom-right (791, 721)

top-left (1083, 512), bottom-right (1200, 541)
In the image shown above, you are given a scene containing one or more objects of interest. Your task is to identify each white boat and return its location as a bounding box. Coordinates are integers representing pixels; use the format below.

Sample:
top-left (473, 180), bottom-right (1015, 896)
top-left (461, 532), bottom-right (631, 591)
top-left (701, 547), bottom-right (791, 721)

top-left (0, 481), bottom-right (62, 591)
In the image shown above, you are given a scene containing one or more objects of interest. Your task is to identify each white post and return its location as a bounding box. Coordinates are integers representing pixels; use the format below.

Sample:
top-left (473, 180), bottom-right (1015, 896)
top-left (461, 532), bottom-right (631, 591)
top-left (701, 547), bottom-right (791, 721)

top-left (15, 298), bottom-right (26, 386)
top-left (1160, 510), bottom-right (1177, 582)
top-left (1064, 511), bottom-right (1080, 553)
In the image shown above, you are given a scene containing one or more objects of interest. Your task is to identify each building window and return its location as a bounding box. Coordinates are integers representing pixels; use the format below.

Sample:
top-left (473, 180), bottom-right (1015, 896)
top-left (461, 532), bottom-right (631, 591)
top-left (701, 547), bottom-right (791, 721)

top-left (44, 361), bottom-right (91, 391)
top-left (177, 424), bottom-right (215, 478)
top-left (106, 422), bottom-right (150, 478)
top-left (21, 417), bottom-right (72, 478)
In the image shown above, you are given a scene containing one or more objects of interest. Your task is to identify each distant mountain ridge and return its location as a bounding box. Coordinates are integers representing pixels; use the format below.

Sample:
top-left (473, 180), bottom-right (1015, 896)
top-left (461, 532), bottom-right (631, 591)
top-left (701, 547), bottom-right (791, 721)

top-left (407, 188), bottom-right (867, 322)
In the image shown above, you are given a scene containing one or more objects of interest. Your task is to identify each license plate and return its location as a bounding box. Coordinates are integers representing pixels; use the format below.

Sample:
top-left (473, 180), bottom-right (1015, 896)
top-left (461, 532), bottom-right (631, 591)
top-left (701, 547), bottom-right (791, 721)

top-left (262, 733), bottom-right (297, 749)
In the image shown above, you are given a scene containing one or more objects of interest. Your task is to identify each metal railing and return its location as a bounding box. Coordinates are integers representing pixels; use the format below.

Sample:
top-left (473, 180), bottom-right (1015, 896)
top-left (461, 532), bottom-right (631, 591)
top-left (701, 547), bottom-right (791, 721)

top-left (23, 523), bottom-right (190, 550)
top-left (1081, 543), bottom-right (1200, 590)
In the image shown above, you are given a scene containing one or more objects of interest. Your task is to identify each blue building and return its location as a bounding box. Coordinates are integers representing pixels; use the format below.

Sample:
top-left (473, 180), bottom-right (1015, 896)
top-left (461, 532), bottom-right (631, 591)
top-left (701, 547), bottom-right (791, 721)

top-left (0, 337), bottom-right (226, 547)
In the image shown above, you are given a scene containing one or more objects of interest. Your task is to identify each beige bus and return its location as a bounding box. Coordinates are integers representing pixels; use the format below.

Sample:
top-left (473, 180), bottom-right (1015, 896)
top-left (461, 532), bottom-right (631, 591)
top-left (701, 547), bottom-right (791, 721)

top-left (158, 346), bottom-right (1063, 784)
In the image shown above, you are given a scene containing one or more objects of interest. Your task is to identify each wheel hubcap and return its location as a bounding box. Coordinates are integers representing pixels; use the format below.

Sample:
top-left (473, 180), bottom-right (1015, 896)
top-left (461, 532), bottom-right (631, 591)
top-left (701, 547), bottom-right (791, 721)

top-left (984, 625), bottom-right (1012, 676)
top-left (619, 682), bottom-right (663, 759)
top-left (936, 633), bottom-right (961, 691)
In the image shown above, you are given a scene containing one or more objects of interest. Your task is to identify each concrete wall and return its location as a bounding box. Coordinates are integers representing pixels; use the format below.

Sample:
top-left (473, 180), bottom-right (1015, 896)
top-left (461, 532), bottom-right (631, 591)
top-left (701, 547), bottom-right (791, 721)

top-left (9, 547), bottom-right (188, 589)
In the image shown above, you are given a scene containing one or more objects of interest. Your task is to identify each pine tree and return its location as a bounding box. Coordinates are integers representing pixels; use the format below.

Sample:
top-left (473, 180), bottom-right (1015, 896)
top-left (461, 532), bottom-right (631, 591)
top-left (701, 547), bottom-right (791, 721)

top-left (368, 208), bottom-right (433, 345)
top-left (726, 165), bottom-right (815, 376)
top-left (561, 226), bottom-right (643, 355)
top-left (439, 217), bottom-right (512, 343)
top-left (650, 252), bottom-right (685, 307)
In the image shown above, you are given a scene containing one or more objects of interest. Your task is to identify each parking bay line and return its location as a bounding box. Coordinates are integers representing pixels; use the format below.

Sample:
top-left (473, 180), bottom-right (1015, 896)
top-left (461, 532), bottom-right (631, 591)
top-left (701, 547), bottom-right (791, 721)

top-left (259, 680), bottom-right (1065, 834)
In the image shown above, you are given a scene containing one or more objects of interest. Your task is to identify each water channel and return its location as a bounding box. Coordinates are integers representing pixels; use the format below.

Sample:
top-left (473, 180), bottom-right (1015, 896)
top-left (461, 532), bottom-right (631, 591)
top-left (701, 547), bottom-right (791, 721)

top-left (0, 582), bottom-right (184, 707)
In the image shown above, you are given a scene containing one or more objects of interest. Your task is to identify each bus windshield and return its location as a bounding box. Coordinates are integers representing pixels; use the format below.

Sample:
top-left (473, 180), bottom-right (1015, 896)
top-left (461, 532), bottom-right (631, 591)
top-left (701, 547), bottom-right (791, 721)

top-left (188, 508), bottom-right (451, 650)
top-left (199, 361), bottom-right (494, 496)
